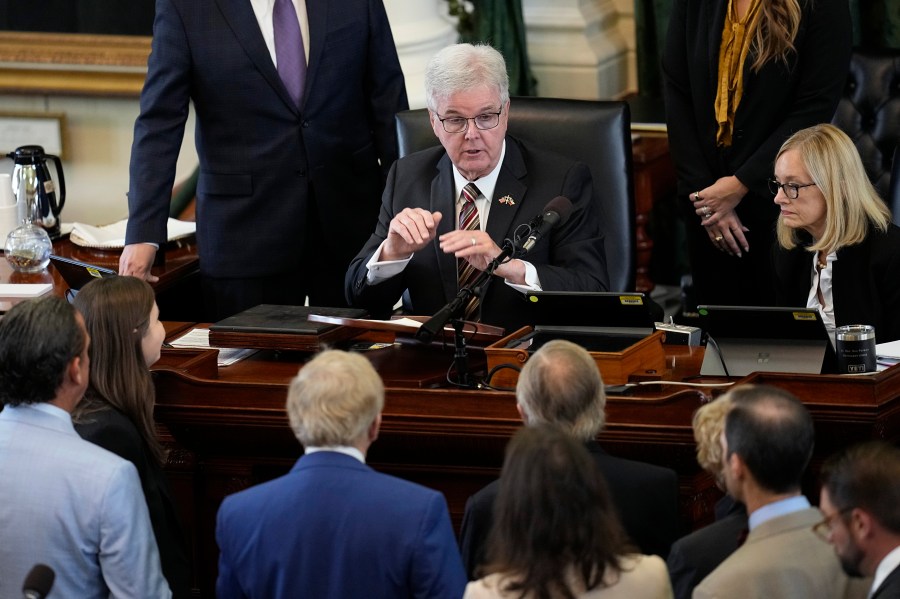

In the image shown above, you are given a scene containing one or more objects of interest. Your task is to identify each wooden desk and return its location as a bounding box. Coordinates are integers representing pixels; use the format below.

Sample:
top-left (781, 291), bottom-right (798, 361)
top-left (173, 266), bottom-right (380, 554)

top-left (0, 236), bottom-right (201, 319)
top-left (152, 335), bottom-right (900, 597)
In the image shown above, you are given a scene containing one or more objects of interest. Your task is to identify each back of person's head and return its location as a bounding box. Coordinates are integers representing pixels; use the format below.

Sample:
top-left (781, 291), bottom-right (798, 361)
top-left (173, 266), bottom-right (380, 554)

top-left (286, 350), bottom-right (384, 447)
top-left (71, 276), bottom-right (163, 462)
top-left (424, 43), bottom-right (510, 113)
top-left (485, 424), bottom-right (631, 598)
top-left (0, 295), bottom-right (86, 407)
top-left (724, 385), bottom-right (814, 494)
top-left (516, 339), bottom-right (606, 441)
top-left (776, 123), bottom-right (890, 253)
top-left (821, 441), bottom-right (900, 535)
top-left (693, 392), bottom-right (735, 479)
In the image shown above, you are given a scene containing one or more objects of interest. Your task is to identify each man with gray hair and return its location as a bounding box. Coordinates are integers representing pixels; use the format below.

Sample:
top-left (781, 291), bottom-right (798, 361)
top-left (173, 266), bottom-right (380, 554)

top-left (215, 349), bottom-right (466, 599)
top-left (459, 339), bottom-right (680, 578)
top-left (346, 43), bottom-right (608, 332)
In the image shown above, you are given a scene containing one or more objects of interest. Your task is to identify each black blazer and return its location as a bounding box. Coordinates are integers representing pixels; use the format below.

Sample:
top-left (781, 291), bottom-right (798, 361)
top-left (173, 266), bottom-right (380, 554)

top-left (126, 0), bottom-right (408, 278)
top-left (75, 407), bottom-right (191, 598)
top-left (872, 563), bottom-right (900, 599)
top-left (773, 225), bottom-right (900, 343)
top-left (345, 136), bottom-right (609, 332)
top-left (662, 0), bottom-right (851, 209)
top-left (457, 440), bottom-right (680, 579)
top-left (667, 497), bottom-right (748, 599)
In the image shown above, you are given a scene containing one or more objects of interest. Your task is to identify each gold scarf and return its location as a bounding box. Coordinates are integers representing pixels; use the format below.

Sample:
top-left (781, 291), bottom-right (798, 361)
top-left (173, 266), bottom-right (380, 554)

top-left (714, 0), bottom-right (763, 147)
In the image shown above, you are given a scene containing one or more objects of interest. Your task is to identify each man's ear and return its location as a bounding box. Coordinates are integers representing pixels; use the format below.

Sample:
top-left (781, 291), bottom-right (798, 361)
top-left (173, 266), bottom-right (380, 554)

top-left (68, 355), bottom-right (85, 388)
top-left (367, 413), bottom-right (382, 444)
top-left (516, 403), bottom-right (527, 424)
top-left (727, 451), bottom-right (745, 481)
top-left (849, 508), bottom-right (876, 543)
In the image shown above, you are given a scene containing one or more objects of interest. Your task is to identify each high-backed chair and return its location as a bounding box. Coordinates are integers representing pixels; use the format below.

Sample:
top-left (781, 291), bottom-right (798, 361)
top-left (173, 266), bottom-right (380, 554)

top-left (395, 97), bottom-right (636, 292)
top-left (831, 48), bottom-right (900, 200)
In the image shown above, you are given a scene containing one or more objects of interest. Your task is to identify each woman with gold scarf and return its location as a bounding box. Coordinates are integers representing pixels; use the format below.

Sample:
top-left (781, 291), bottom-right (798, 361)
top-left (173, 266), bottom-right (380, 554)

top-left (662, 0), bottom-right (851, 308)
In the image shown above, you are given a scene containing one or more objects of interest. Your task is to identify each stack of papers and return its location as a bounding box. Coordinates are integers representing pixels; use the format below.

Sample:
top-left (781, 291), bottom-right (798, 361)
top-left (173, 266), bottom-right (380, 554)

top-left (0, 283), bottom-right (53, 298)
top-left (876, 340), bottom-right (900, 370)
top-left (70, 218), bottom-right (196, 249)
top-left (168, 328), bottom-right (257, 367)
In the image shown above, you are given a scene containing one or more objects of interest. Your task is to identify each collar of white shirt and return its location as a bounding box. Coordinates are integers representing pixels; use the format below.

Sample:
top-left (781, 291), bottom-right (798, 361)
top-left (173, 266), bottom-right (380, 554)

top-left (748, 494), bottom-right (811, 530)
top-left (870, 545), bottom-right (900, 597)
top-left (304, 445), bottom-right (365, 464)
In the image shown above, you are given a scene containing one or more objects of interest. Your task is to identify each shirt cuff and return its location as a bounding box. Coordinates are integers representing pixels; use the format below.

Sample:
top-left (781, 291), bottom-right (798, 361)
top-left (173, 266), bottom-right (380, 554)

top-left (505, 260), bottom-right (542, 293)
top-left (366, 240), bottom-right (412, 284)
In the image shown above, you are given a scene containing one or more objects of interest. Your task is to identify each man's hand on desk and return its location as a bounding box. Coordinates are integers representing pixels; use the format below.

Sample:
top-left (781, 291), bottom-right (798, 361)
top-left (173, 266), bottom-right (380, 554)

top-left (382, 208), bottom-right (443, 261)
top-left (119, 243), bottom-right (160, 283)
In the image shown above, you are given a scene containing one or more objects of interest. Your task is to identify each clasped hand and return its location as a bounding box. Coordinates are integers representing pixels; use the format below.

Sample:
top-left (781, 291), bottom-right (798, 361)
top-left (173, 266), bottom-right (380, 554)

top-left (692, 176), bottom-right (750, 257)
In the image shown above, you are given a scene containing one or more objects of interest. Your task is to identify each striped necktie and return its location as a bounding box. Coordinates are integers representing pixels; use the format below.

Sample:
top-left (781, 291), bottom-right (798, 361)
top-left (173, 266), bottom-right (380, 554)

top-left (458, 183), bottom-right (482, 320)
top-left (273, 0), bottom-right (307, 107)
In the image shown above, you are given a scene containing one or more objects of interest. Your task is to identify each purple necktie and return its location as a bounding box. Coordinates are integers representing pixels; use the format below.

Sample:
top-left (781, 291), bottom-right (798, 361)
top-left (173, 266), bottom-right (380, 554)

top-left (273, 0), bottom-right (306, 107)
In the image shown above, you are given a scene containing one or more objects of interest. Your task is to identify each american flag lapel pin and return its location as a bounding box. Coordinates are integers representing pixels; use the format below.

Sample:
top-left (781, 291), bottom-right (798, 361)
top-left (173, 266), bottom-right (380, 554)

top-left (498, 195), bottom-right (515, 206)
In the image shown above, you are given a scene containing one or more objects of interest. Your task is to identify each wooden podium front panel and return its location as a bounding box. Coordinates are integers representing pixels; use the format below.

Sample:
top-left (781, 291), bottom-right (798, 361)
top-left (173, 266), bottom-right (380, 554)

top-left (153, 339), bottom-right (900, 597)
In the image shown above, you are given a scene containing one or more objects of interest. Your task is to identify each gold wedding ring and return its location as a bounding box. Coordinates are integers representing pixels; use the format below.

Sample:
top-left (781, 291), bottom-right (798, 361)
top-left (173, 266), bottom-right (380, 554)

top-left (715, 235), bottom-right (724, 242)
top-left (693, 192), bottom-right (701, 202)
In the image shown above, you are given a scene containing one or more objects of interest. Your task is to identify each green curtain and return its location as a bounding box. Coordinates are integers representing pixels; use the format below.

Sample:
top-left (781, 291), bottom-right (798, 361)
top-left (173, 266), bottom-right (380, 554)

top-left (635, 0), bottom-right (900, 99)
top-left (456, 0), bottom-right (537, 96)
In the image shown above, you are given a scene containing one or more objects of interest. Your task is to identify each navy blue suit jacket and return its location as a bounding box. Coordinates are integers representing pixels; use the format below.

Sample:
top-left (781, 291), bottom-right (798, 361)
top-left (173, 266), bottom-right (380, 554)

top-left (215, 451), bottom-right (467, 599)
top-left (127, 0), bottom-right (408, 279)
top-left (345, 136), bottom-right (609, 332)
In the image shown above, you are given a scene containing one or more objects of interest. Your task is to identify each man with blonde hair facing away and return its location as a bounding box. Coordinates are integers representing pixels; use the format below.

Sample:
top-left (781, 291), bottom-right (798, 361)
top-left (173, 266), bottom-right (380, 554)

top-left (215, 350), bottom-right (466, 598)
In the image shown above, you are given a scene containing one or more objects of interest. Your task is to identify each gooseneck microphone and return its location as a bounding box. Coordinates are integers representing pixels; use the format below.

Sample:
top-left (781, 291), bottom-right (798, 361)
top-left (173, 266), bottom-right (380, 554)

top-left (521, 196), bottom-right (573, 251)
top-left (22, 564), bottom-right (55, 599)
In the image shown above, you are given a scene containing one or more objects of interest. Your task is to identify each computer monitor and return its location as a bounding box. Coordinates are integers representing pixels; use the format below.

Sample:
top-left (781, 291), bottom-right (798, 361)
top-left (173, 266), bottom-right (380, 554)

top-left (698, 305), bottom-right (836, 376)
top-left (522, 291), bottom-right (660, 330)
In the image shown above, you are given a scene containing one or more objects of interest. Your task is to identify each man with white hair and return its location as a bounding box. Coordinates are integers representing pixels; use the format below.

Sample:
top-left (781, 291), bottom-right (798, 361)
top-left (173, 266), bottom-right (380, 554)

top-left (215, 349), bottom-right (466, 599)
top-left (459, 339), bottom-right (680, 578)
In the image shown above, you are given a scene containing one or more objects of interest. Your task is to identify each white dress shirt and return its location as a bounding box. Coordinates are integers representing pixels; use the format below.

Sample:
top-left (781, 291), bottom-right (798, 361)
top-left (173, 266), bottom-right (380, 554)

top-left (249, 0), bottom-right (310, 67)
top-left (807, 251), bottom-right (837, 346)
top-left (870, 545), bottom-right (900, 598)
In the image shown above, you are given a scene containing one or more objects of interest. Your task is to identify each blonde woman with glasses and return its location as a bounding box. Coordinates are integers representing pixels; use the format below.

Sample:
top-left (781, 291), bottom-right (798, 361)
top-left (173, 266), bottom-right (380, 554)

top-left (772, 123), bottom-right (900, 343)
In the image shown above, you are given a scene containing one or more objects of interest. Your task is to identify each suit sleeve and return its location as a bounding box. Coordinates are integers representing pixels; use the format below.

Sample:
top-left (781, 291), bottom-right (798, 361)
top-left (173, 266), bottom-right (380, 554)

top-left (732, 0), bottom-right (851, 188)
top-left (364, 0), bottom-right (409, 179)
top-left (667, 541), bottom-right (699, 599)
top-left (662, 0), bottom-right (717, 193)
top-left (215, 497), bottom-right (249, 599)
top-left (345, 160), bottom-right (410, 314)
top-left (533, 162), bottom-right (609, 292)
top-left (410, 492), bottom-right (468, 599)
top-left (99, 461), bottom-right (172, 599)
top-left (125, 0), bottom-right (193, 246)
top-left (458, 487), bottom-right (494, 580)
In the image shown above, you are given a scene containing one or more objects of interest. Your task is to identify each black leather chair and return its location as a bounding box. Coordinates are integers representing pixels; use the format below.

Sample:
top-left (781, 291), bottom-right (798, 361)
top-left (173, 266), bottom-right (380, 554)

top-left (831, 48), bottom-right (900, 200)
top-left (395, 97), bottom-right (636, 292)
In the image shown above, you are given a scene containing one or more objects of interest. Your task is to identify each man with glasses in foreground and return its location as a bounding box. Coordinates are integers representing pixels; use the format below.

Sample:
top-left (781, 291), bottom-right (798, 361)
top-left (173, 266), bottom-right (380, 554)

top-left (818, 441), bottom-right (900, 598)
top-left (693, 384), bottom-right (867, 599)
top-left (346, 43), bottom-right (608, 332)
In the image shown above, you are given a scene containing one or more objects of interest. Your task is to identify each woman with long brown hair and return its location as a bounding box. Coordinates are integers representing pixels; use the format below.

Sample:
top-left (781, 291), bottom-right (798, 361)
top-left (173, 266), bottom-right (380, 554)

top-left (663, 0), bottom-right (851, 308)
top-left (464, 425), bottom-right (672, 599)
top-left (72, 276), bottom-right (190, 598)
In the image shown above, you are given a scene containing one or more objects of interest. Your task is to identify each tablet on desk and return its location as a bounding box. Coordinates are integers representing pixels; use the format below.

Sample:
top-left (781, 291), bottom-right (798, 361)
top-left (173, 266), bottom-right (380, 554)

top-left (522, 291), bottom-right (658, 330)
top-left (49, 255), bottom-right (117, 291)
top-left (697, 305), bottom-right (836, 376)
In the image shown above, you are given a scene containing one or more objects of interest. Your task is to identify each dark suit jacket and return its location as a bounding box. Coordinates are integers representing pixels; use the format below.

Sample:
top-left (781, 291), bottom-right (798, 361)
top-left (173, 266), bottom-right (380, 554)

top-left (75, 407), bottom-right (191, 599)
top-left (667, 497), bottom-right (748, 599)
top-left (346, 136), bottom-right (609, 332)
top-left (773, 225), bottom-right (900, 343)
top-left (458, 440), bottom-right (680, 579)
top-left (215, 451), bottom-right (467, 599)
top-left (126, 0), bottom-right (408, 279)
top-left (662, 0), bottom-right (851, 207)
top-left (872, 563), bottom-right (900, 599)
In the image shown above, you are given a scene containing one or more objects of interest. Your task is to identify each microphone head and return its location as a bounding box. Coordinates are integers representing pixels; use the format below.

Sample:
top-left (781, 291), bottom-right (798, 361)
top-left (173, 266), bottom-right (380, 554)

top-left (543, 196), bottom-right (573, 225)
top-left (23, 564), bottom-right (55, 599)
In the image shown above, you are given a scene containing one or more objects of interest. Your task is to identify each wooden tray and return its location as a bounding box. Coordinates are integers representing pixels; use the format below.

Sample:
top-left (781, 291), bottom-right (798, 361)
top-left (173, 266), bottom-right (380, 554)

top-left (485, 327), bottom-right (668, 387)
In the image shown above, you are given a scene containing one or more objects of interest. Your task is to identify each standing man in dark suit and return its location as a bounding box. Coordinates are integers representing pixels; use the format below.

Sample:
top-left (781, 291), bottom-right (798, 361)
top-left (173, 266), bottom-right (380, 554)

top-left (215, 350), bottom-right (467, 599)
top-left (346, 43), bottom-right (607, 332)
top-left (458, 339), bottom-right (680, 579)
top-left (122, 0), bottom-right (408, 319)
top-left (819, 441), bottom-right (900, 599)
